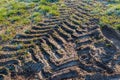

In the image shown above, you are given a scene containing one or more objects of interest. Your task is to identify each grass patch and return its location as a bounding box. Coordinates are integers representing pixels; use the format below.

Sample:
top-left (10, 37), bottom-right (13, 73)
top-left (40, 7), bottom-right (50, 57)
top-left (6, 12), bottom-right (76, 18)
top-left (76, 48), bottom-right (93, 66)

top-left (87, 0), bottom-right (120, 31)
top-left (0, 0), bottom-right (62, 42)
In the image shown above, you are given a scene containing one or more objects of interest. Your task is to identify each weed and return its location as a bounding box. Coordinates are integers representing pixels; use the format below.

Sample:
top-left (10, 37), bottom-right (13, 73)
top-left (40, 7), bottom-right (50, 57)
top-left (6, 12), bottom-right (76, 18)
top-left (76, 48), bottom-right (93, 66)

top-left (49, 10), bottom-right (60, 16)
top-left (61, 3), bottom-right (66, 7)
top-left (106, 43), bottom-right (112, 47)
top-left (24, 30), bottom-right (30, 33)
top-left (0, 46), bottom-right (2, 50)
top-left (33, 16), bottom-right (42, 23)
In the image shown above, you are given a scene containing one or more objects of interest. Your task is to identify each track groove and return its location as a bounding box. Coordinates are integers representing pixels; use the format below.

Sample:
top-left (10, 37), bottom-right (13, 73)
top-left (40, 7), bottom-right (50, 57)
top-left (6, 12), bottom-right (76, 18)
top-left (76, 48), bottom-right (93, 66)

top-left (0, 0), bottom-right (119, 79)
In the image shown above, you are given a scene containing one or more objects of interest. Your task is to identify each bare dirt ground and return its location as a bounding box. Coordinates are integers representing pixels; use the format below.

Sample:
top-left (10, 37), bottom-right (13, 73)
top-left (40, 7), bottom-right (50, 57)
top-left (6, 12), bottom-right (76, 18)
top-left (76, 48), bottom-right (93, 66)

top-left (0, 0), bottom-right (120, 80)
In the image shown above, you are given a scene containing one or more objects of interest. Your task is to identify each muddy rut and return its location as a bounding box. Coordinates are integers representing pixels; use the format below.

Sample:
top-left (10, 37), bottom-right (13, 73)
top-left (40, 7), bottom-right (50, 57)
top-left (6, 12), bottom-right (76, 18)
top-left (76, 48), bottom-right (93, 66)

top-left (0, 0), bottom-right (120, 80)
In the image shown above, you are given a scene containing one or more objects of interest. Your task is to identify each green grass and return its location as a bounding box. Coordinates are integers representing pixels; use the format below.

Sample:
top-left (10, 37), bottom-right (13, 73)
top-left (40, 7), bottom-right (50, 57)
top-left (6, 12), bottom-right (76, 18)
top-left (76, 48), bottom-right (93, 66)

top-left (102, 2), bottom-right (120, 30)
top-left (106, 4), bottom-right (120, 16)
top-left (39, 3), bottom-right (60, 16)
top-left (0, 0), bottom-right (61, 42)
top-left (86, 0), bottom-right (120, 31)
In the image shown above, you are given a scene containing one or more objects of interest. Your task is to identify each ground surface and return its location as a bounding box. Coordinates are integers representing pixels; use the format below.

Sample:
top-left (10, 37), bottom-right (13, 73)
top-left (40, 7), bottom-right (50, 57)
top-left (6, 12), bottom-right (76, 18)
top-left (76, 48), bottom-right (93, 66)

top-left (0, 0), bottom-right (120, 80)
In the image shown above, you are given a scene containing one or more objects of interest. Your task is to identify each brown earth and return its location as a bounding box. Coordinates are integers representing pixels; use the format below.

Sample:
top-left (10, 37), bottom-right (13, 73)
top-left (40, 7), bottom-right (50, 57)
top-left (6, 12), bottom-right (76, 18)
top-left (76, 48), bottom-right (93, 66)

top-left (0, 0), bottom-right (120, 80)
